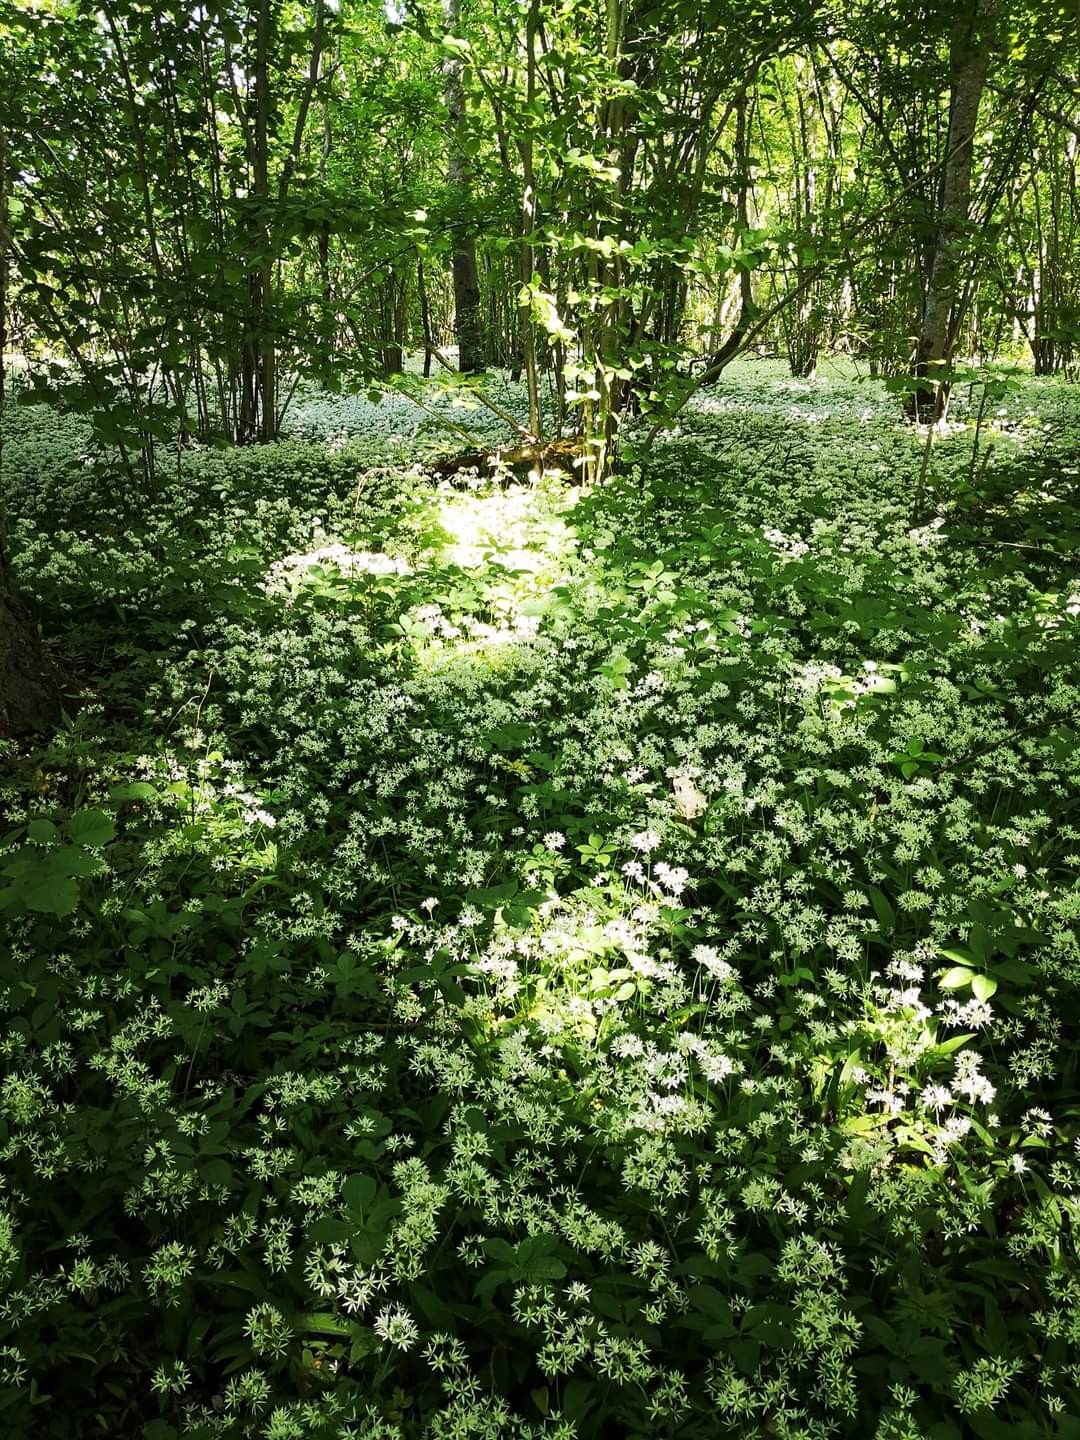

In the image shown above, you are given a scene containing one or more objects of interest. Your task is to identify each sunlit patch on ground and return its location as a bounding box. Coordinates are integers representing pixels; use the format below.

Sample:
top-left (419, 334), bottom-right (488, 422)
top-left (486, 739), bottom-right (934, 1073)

top-left (392, 478), bottom-right (583, 667)
top-left (431, 480), bottom-right (579, 574)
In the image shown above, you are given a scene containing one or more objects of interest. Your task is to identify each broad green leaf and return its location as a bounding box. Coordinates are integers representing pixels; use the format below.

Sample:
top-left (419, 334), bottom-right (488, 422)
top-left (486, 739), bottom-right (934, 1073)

top-left (66, 808), bottom-right (116, 848)
top-left (23, 871), bottom-right (80, 917)
top-left (971, 973), bottom-right (998, 1002)
top-left (940, 966), bottom-right (975, 991)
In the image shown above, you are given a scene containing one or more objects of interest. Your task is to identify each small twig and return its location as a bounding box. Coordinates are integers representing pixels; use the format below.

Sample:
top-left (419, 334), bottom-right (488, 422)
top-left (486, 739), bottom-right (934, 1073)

top-left (968, 381), bottom-right (990, 486)
top-left (964, 538), bottom-right (1077, 563)
top-left (351, 470), bottom-right (370, 528)
top-left (429, 347), bottom-right (537, 443)
top-left (946, 718), bottom-right (1055, 772)
top-left (275, 368), bottom-right (303, 432)
top-left (390, 384), bottom-right (480, 447)
top-left (912, 418), bottom-right (936, 524)
top-left (190, 670), bottom-right (213, 750)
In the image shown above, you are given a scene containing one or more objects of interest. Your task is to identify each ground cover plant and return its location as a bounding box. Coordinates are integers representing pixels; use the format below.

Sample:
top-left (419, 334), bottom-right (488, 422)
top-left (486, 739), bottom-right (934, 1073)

top-left (1, 361), bottom-right (1079, 1440)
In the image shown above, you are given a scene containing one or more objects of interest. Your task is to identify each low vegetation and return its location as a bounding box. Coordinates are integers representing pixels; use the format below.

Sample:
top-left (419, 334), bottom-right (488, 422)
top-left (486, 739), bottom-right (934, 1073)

top-left (2, 362), bottom-right (1079, 1439)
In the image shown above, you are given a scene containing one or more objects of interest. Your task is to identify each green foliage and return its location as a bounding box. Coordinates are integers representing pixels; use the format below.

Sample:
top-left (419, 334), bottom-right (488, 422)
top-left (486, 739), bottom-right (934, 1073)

top-left (1, 365), bottom-right (1079, 1437)
top-left (0, 807), bottom-right (113, 917)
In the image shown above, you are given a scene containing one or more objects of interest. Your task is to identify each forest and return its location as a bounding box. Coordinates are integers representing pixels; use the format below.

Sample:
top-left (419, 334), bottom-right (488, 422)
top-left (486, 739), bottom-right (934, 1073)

top-left (2, 0), bottom-right (1080, 1436)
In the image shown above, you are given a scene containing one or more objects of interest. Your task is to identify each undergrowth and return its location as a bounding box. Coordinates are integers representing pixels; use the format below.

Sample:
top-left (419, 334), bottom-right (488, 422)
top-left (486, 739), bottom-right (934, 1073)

top-left (1, 362), bottom-right (1079, 1440)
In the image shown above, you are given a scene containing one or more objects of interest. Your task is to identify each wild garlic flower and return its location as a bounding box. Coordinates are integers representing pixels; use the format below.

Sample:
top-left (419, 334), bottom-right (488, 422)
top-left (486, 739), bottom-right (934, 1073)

top-left (373, 1303), bottom-right (419, 1351)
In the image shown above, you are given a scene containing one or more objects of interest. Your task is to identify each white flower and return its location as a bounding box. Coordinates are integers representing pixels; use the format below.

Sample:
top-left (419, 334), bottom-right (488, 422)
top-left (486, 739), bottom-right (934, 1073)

top-left (654, 862), bottom-right (690, 897)
top-left (700, 1052), bottom-right (737, 1084)
top-left (920, 1084), bottom-right (953, 1114)
top-left (691, 944), bottom-right (735, 983)
top-left (373, 1304), bottom-right (419, 1351)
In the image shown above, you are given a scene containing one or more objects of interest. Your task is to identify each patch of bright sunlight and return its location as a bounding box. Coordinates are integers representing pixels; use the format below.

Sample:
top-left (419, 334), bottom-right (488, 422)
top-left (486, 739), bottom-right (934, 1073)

top-left (401, 598), bottom-right (544, 664)
top-left (405, 481), bottom-right (581, 669)
top-left (433, 480), bottom-right (579, 573)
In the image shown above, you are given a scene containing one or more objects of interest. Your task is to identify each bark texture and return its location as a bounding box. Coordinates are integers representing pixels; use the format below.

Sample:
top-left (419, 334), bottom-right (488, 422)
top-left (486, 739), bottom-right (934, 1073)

top-left (0, 584), bottom-right (60, 739)
top-left (445, 0), bottom-right (485, 374)
top-left (908, 0), bottom-right (997, 422)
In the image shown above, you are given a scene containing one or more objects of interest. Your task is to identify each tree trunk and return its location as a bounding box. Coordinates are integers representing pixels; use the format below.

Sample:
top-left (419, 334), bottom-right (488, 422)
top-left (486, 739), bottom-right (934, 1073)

top-left (254, 0), bottom-right (276, 442)
top-left (907, 0), bottom-right (996, 423)
top-left (518, 0), bottom-right (542, 440)
top-left (0, 122), bottom-right (7, 425)
top-left (445, 0), bottom-right (485, 373)
top-left (417, 254), bottom-right (434, 377)
top-left (707, 88), bottom-right (757, 373)
top-left (0, 579), bottom-right (60, 740)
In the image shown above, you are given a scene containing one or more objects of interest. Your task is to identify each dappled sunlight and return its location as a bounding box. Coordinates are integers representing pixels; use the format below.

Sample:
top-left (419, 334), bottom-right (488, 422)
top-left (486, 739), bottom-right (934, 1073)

top-left (432, 480), bottom-right (580, 573)
top-left (401, 601), bottom-right (545, 668)
top-left (788, 656), bottom-right (900, 712)
top-left (9, 0), bottom-right (1080, 1421)
top-left (1033, 587), bottom-right (1080, 631)
top-left (7, 361), bottom-right (1080, 1438)
top-left (248, 477), bottom-right (588, 679)
top-left (400, 479), bottom-right (583, 669)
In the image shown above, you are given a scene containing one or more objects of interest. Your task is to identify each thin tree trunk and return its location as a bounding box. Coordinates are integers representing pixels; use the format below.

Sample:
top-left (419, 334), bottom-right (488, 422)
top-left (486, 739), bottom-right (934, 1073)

top-left (318, 84), bottom-right (332, 310)
top-left (445, 0), bottom-right (485, 373)
top-left (706, 88), bottom-right (757, 373)
top-left (0, 124), bottom-right (7, 431)
top-left (254, 0), bottom-right (276, 442)
top-left (0, 580), bottom-right (60, 739)
top-left (907, 0), bottom-right (997, 423)
top-left (519, 0), bottom-right (542, 439)
top-left (417, 254), bottom-right (434, 377)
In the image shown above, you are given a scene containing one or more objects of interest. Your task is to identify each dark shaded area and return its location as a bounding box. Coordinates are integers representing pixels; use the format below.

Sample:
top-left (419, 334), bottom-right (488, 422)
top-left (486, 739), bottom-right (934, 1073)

top-left (0, 582), bottom-right (60, 739)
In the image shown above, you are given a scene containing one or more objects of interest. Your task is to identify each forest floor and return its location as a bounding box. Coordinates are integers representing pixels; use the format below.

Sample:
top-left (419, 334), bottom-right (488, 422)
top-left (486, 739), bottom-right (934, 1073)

top-left (1, 360), bottom-right (1080, 1438)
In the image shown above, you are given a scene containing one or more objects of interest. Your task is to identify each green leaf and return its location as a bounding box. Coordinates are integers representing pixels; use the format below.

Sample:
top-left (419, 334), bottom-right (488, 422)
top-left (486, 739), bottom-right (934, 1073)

top-left (143, 1423), bottom-right (179, 1440)
top-left (297, 1312), bottom-right (354, 1336)
top-left (201, 1157), bottom-right (233, 1187)
top-left (940, 966), bottom-right (975, 991)
top-left (110, 781), bottom-right (158, 802)
top-left (869, 887), bottom-right (895, 929)
top-left (473, 880), bottom-right (519, 907)
top-left (931, 1032), bottom-right (976, 1057)
top-left (343, 1173), bottom-right (377, 1212)
top-left (938, 947), bottom-right (975, 966)
top-left (66, 808), bottom-right (116, 848)
top-left (481, 1238), bottom-right (515, 1263)
top-left (22, 871), bottom-right (79, 917)
top-left (971, 973), bottom-right (998, 1002)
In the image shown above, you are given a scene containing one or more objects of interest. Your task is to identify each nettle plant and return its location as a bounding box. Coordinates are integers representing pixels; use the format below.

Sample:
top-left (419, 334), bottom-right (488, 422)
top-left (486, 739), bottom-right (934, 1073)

top-left (0, 364), bottom-right (1079, 1439)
